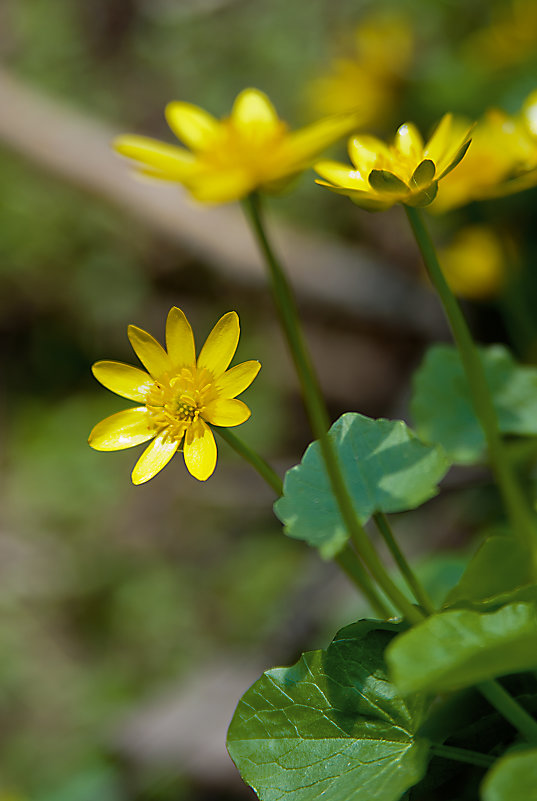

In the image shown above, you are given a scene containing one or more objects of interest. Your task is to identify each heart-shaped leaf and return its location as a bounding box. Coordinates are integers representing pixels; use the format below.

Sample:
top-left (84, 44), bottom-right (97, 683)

top-left (227, 621), bottom-right (430, 801)
top-left (274, 412), bottom-right (449, 557)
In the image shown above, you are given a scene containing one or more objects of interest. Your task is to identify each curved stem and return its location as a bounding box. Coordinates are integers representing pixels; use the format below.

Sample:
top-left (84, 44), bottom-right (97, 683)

top-left (429, 742), bottom-right (494, 769)
top-left (478, 679), bottom-right (537, 744)
top-left (213, 425), bottom-right (283, 495)
top-left (244, 193), bottom-right (423, 624)
top-left (404, 206), bottom-right (537, 566)
top-left (374, 513), bottom-right (436, 614)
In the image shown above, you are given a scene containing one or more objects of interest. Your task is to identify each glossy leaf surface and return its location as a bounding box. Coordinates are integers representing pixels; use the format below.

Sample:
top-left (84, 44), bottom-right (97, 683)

top-left (227, 621), bottom-right (430, 801)
top-left (387, 602), bottom-right (537, 695)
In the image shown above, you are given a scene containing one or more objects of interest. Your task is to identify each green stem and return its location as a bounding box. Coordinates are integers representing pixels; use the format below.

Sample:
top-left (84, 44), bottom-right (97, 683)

top-left (478, 679), bottom-right (537, 743)
top-left (244, 193), bottom-right (423, 624)
top-left (404, 206), bottom-right (537, 563)
top-left (212, 425), bottom-right (283, 495)
top-left (213, 426), bottom-right (390, 614)
top-left (335, 545), bottom-right (393, 618)
top-left (429, 742), bottom-right (494, 769)
top-left (374, 513), bottom-right (436, 614)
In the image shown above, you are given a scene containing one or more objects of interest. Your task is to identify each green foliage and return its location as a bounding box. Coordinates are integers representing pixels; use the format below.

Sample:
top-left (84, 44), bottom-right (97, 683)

top-left (411, 345), bottom-right (537, 463)
top-left (444, 535), bottom-right (537, 610)
top-left (227, 621), bottom-right (430, 801)
top-left (386, 603), bottom-right (537, 695)
top-left (274, 413), bottom-right (449, 557)
top-left (481, 748), bottom-right (537, 801)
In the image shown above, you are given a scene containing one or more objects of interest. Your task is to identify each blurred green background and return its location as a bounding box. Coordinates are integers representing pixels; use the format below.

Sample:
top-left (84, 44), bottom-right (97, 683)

top-left (1, 0), bottom-right (537, 798)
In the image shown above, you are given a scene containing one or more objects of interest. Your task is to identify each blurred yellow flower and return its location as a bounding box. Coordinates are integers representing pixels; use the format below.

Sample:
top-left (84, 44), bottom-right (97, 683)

top-left (438, 225), bottom-right (507, 300)
top-left (315, 114), bottom-right (472, 210)
top-left (307, 14), bottom-right (414, 125)
top-left (114, 88), bottom-right (358, 204)
top-left (464, 0), bottom-right (537, 70)
top-left (432, 101), bottom-right (537, 213)
top-left (89, 308), bottom-right (260, 483)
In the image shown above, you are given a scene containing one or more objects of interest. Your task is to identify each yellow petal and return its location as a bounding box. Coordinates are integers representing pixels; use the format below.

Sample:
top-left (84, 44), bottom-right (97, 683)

top-left (394, 122), bottom-right (424, 160)
top-left (197, 311), bottom-right (240, 376)
top-left (425, 114), bottom-right (472, 175)
top-left (165, 102), bottom-right (219, 151)
top-left (131, 434), bottom-right (179, 484)
top-left (348, 135), bottom-right (390, 172)
top-left (203, 398), bottom-right (251, 426)
top-left (114, 135), bottom-right (197, 178)
top-left (166, 307), bottom-right (196, 368)
top-left (314, 159), bottom-right (369, 189)
top-left (213, 360), bottom-right (261, 397)
top-left (285, 112), bottom-right (360, 164)
top-left (128, 325), bottom-right (173, 380)
top-left (183, 420), bottom-right (217, 481)
top-left (89, 408), bottom-right (154, 451)
top-left (231, 88), bottom-right (280, 130)
top-left (188, 168), bottom-right (254, 203)
top-left (92, 361), bottom-right (153, 402)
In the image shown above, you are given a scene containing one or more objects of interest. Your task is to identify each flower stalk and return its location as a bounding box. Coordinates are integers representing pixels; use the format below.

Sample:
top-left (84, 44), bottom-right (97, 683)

top-left (478, 679), bottom-right (537, 744)
top-left (212, 425), bottom-right (283, 496)
top-left (213, 425), bottom-right (392, 616)
top-left (404, 205), bottom-right (537, 567)
top-left (244, 192), bottom-right (424, 624)
top-left (373, 512), bottom-right (435, 614)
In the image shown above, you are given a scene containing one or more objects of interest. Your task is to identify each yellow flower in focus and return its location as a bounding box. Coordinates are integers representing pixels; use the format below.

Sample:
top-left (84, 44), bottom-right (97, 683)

top-left (114, 88), bottom-right (359, 204)
top-left (89, 308), bottom-right (260, 483)
top-left (432, 103), bottom-right (537, 213)
top-left (438, 225), bottom-right (507, 300)
top-left (315, 114), bottom-right (473, 210)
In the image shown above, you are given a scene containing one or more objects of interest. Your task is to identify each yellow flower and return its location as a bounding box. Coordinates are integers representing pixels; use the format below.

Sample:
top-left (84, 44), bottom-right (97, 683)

top-left (114, 88), bottom-right (358, 204)
top-left (432, 105), bottom-right (537, 213)
top-left (315, 114), bottom-right (473, 210)
top-left (307, 14), bottom-right (413, 125)
top-left (464, 0), bottom-right (537, 70)
top-left (89, 308), bottom-right (260, 483)
top-left (438, 225), bottom-right (507, 300)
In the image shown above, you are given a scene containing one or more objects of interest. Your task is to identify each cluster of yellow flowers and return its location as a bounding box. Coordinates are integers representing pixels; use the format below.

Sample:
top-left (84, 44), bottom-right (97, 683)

top-left (432, 91), bottom-right (537, 212)
top-left (91, 83), bottom-right (537, 482)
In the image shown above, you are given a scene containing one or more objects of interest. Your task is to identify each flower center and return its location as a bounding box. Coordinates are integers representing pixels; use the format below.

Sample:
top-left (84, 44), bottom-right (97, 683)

top-left (145, 366), bottom-right (215, 442)
top-left (201, 120), bottom-right (289, 173)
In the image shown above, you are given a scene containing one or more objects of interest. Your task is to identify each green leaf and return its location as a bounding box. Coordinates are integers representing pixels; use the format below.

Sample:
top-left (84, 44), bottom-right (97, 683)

top-left (274, 412), bottom-right (449, 558)
top-left (412, 344), bottom-right (537, 464)
top-left (369, 169), bottom-right (408, 193)
top-left (481, 748), bottom-right (537, 801)
top-left (227, 621), bottom-right (430, 801)
top-left (444, 535), bottom-right (535, 609)
top-left (386, 602), bottom-right (537, 695)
